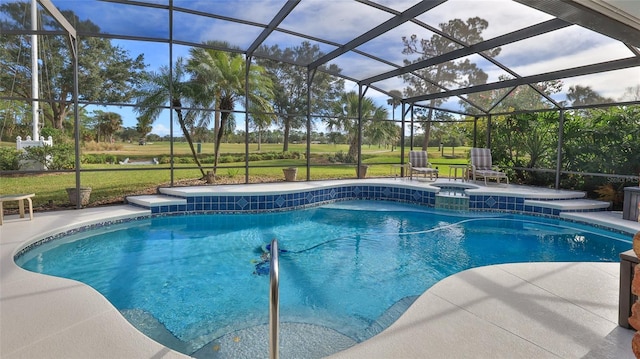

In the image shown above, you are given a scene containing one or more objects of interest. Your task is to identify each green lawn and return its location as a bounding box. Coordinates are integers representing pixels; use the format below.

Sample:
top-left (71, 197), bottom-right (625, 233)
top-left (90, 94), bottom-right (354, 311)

top-left (81, 142), bottom-right (354, 157)
top-left (1, 142), bottom-right (472, 210)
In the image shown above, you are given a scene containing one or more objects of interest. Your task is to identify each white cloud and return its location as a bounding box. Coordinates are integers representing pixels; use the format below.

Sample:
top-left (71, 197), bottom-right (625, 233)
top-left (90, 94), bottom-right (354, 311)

top-left (332, 52), bottom-right (397, 80)
top-left (152, 123), bottom-right (170, 137)
top-left (511, 39), bottom-right (633, 75)
top-left (415, 0), bottom-right (553, 40)
top-left (278, 0), bottom-right (394, 44)
top-left (561, 67), bottom-right (640, 101)
top-left (194, 18), bottom-right (264, 48)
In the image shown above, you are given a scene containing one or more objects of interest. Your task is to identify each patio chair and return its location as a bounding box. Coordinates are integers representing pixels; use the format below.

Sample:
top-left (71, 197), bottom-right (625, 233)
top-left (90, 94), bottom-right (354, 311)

top-left (408, 150), bottom-right (438, 181)
top-left (470, 148), bottom-right (509, 185)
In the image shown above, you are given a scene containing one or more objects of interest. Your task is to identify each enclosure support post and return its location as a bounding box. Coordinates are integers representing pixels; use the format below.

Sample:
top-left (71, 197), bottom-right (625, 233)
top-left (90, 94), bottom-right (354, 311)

top-left (269, 239), bottom-right (280, 359)
top-left (400, 102), bottom-right (406, 176)
top-left (555, 109), bottom-right (565, 189)
top-left (306, 69), bottom-right (316, 181)
top-left (245, 57), bottom-right (251, 184)
top-left (356, 85), bottom-right (367, 178)
top-left (168, 1), bottom-right (174, 186)
top-left (31, 0), bottom-right (40, 141)
top-left (72, 35), bottom-right (81, 208)
top-left (486, 115), bottom-right (492, 148)
top-left (473, 116), bottom-right (478, 148)
top-left (409, 104), bottom-right (414, 150)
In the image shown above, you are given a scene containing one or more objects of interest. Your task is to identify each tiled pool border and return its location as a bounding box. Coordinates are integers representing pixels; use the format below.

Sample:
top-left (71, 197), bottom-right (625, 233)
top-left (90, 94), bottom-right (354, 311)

top-left (15, 184), bottom-right (620, 261)
top-left (150, 184), bottom-right (605, 218)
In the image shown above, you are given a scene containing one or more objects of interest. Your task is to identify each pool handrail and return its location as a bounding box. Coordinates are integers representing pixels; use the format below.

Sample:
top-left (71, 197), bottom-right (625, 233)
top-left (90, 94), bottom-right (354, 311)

top-left (269, 238), bottom-right (280, 359)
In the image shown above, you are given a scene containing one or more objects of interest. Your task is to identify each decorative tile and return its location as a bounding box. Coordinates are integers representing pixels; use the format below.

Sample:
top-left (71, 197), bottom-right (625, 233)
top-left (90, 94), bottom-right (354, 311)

top-left (485, 197), bottom-right (497, 207)
top-left (237, 197), bottom-right (248, 209)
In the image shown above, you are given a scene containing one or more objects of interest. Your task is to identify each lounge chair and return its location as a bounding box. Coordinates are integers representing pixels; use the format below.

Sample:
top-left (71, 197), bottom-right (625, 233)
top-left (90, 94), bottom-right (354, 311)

top-left (470, 148), bottom-right (509, 185)
top-left (408, 150), bottom-right (438, 181)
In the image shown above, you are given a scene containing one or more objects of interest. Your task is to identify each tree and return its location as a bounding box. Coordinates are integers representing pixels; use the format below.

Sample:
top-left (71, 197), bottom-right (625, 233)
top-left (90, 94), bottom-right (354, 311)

top-left (256, 42), bottom-right (344, 151)
top-left (464, 76), bottom-right (562, 113)
top-left (325, 92), bottom-right (388, 161)
top-left (365, 120), bottom-right (399, 150)
top-left (621, 85), bottom-right (640, 101)
top-left (566, 85), bottom-right (614, 107)
top-left (0, 101), bottom-right (29, 141)
top-left (118, 126), bottom-right (139, 143)
top-left (327, 131), bottom-right (346, 145)
top-left (491, 112), bottom-right (557, 184)
top-left (188, 44), bottom-right (275, 179)
top-left (135, 58), bottom-right (208, 177)
top-left (401, 17), bottom-right (499, 150)
top-left (563, 106), bottom-right (640, 177)
top-left (386, 89), bottom-right (403, 122)
top-left (91, 110), bottom-right (122, 142)
top-left (135, 117), bottom-right (153, 141)
top-left (0, 3), bottom-right (146, 130)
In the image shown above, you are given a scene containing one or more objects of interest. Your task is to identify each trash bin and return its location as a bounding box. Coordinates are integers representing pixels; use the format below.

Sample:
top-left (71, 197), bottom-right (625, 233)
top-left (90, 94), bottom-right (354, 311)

top-left (197, 142), bottom-right (202, 154)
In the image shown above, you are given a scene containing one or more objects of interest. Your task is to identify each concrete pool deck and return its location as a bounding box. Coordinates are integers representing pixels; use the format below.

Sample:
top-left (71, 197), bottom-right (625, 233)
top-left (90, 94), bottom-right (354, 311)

top-left (2, 179), bottom-right (640, 358)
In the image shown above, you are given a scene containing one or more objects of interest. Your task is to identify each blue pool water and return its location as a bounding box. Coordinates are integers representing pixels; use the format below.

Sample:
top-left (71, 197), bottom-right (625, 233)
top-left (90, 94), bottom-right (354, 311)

top-left (16, 200), bottom-right (631, 357)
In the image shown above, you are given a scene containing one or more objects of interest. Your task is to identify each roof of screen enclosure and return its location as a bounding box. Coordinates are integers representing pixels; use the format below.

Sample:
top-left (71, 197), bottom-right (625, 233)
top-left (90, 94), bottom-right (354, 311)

top-left (6, 0), bottom-right (640, 117)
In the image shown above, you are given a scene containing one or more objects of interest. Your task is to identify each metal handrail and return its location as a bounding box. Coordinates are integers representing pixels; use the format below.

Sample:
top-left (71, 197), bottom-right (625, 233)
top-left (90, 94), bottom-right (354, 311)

top-left (269, 239), bottom-right (280, 359)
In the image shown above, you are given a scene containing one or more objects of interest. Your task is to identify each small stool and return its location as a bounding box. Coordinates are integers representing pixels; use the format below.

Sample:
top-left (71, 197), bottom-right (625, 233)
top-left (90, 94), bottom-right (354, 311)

top-left (0, 193), bottom-right (35, 225)
top-left (448, 165), bottom-right (468, 181)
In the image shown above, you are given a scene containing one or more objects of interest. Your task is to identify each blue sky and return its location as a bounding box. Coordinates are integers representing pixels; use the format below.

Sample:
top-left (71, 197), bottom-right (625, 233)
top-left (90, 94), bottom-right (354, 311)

top-left (49, 0), bottom-right (640, 136)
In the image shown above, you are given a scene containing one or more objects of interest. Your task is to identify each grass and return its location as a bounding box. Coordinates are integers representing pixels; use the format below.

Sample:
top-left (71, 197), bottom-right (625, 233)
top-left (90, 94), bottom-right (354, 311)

top-left (1, 142), bottom-right (472, 210)
top-left (80, 142), bottom-right (354, 157)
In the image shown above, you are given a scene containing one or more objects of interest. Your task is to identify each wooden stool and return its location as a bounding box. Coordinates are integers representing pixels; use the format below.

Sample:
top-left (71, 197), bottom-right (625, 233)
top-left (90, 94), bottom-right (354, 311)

top-left (0, 193), bottom-right (35, 225)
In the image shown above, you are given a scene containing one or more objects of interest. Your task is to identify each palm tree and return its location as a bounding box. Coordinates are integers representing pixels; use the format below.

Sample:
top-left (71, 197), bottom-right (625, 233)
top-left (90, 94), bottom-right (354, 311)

top-left (386, 89), bottom-right (403, 122)
top-left (325, 92), bottom-right (388, 161)
top-left (94, 111), bottom-right (122, 143)
top-left (134, 58), bottom-right (209, 177)
top-left (188, 44), bottom-right (275, 180)
top-left (365, 120), bottom-right (399, 150)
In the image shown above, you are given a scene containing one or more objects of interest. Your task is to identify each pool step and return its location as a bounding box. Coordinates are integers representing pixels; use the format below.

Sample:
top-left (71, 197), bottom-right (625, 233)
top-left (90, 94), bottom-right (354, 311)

top-left (191, 322), bottom-right (356, 359)
top-left (561, 211), bottom-right (640, 234)
top-left (120, 309), bottom-right (188, 353)
top-left (435, 194), bottom-right (469, 211)
top-left (524, 199), bottom-right (610, 212)
top-left (358, 295), bottom-right (419, 342)
top-left (126, 194), bottom-right (186, 209)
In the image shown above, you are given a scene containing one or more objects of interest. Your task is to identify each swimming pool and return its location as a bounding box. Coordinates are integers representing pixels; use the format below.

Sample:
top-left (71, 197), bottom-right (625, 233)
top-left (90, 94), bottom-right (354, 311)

top-left (16, 200), bottom-right (631, 358)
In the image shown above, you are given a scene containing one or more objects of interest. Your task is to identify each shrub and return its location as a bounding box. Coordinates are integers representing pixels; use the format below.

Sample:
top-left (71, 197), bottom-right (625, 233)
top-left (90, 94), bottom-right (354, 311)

top-left (81, 153), bottom-right (116, 164)
top-left (0, 147), bottom-right (20, 170)
top-left (226, 168), bottom-right (240, 177)
top-left (219, 155), bottom-right (234, 163)
top-left (40, 127), bottom-right (68, 144)
top-left (328, 151), bottom-right (353, 163)
top-left (248, 154), bottom-right (261, 161)
top-left (283, 151), bottom-right (304, 160)
top-left (82, 154), bottom-right (103, 164)
top-left (21, 143), bottom-right (75, 170)
top-left (105, 154), bottom-right (118, 164)
top-left (262, 152), bottom-right (277, 160)
top-left (175, 157), bottom-right (193, 164)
